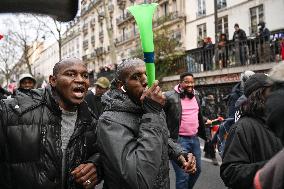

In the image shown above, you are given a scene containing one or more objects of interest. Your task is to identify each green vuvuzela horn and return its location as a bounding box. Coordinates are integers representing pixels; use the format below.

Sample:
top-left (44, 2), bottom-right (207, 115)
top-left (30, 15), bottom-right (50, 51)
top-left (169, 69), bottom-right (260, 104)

top-left (127, 3), bottom-right (158, 87)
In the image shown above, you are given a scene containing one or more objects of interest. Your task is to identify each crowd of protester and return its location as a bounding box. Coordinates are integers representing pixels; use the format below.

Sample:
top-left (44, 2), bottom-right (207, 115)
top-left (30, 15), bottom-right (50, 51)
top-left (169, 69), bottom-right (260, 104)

top-left (0, 55), bottom-right (284, 189)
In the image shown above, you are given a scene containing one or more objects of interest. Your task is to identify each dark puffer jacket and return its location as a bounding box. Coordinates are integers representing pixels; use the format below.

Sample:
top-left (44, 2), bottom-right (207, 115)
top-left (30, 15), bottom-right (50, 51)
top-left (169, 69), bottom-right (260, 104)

top-left (0, 87), bottom-right (99, 189)
top-left (97, 89), bottom-right (172, 189)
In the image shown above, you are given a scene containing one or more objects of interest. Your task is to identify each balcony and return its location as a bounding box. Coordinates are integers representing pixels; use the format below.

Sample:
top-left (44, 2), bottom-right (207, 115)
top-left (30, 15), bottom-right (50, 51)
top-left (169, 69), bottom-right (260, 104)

top-left (158, 37), bottom-right (280, 77)
top-left (115, 31), bottom-right (135, 45)
top-left (153, 11), bottom-right (185, 28)
top-left (116, 12), bottom-right (134, 26)
top-left (196, 9), bottom-right (206, 18)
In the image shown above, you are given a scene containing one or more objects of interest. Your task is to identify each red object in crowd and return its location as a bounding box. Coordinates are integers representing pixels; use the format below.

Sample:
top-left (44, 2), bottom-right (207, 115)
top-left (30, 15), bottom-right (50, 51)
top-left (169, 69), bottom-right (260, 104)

top-left (281, 40), bottom-right (284, 61)
top-left (217, 116), bottom-right (224, 122)
top-left (0, 34), bottom-right (3, 40)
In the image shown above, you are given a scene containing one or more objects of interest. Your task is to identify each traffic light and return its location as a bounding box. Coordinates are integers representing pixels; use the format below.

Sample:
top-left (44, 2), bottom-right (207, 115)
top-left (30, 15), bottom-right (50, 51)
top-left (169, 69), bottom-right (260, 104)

top-left (0, 0), bottom-right (78, 22)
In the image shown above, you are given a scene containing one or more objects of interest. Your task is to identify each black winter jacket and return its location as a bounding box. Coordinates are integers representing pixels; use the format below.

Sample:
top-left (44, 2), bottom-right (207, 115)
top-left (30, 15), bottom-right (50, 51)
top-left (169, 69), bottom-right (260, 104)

top-left (164, 90), bottom-right (207, 140)
top-left (220, 116), bottom-right (282, 189)
top-left (0, 87), bottom-right (99, 189)
top-left (97, 89), bottom-right (183, 189)
top-left (227, 82), bottom-right (243, 118)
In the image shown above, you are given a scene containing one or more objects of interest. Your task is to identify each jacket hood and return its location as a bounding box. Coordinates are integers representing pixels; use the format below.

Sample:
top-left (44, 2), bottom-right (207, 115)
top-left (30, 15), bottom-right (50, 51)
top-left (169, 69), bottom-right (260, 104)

top-left (266, 89), bottom-right (284, 143)
top-left (101, 89), bottom-right (143, 114)
top-left (235, 94), bottom-right (247, 108)
top-left (231, 82), bottom-right (243, 95)
top-left (174, 84), bottom-right (181, 93)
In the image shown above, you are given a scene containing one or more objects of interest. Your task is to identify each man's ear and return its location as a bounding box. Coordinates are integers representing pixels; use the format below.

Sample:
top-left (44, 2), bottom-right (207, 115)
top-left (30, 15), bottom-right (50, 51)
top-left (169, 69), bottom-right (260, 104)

top-left (49, 75), bottom-right (56, 87)
top-left (117, 81), bottom-right (123, 90)
top-left (116, 80), bottom-right (127, 93)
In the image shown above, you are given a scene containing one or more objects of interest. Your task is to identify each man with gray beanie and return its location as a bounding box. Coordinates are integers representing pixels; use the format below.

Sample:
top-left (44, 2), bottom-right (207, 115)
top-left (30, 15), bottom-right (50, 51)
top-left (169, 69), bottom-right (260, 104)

top-left (226, 70), bottom-right (255, 118)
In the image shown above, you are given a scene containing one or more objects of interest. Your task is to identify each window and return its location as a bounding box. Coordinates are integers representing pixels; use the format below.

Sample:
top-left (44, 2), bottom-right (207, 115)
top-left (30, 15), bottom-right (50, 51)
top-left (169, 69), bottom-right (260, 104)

top-left (122, 8), bottom-right (126, 18)
top-left (250, 4), bottom-right (264, 35)
top-left (217, 0), bottom-right (227, 9)
top-left (99, 22), bottom-right (103, 33)
top-left (122, 27), bottom-right (126, 41)
top-left (172, 0), bottom-right (177, 12)
top-left (217, 15), bottom-right (229, 38)
top-left (133, 23), bottom-right (136, 36)
top-left (162, 2), bottom-right (168, 16)
top-left (197, 23), bottom-right (207, 43)
top-left (197, 0), bottom-right (206, 16)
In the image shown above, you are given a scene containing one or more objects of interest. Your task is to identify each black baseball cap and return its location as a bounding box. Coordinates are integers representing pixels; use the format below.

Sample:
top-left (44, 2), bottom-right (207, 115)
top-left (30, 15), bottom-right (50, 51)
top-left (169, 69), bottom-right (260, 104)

top-left (244, 73), bottom-right (273, 97)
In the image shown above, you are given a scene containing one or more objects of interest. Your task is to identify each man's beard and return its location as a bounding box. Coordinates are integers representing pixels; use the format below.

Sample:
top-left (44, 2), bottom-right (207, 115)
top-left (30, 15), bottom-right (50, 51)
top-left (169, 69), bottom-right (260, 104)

top-left (180, 89), bottom-right (194, 99)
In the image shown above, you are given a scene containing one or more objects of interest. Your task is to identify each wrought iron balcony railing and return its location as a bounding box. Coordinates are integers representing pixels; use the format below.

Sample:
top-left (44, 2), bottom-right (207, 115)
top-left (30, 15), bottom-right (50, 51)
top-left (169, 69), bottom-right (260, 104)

top-left (156, 36), bottom-right (281, 77)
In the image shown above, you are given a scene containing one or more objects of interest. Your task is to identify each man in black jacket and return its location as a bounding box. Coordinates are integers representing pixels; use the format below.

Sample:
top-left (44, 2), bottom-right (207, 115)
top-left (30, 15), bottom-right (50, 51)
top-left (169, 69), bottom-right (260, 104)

top-left (164, 72), bottom-right (207, 189)
top-left (96, 58), bottom-right (196, 189)
top-left (257, 21), bottom-right (271, 63)
top-left (11, 73), bottom-right (37, 97)
top-left (0, 58), bottom-right (99, 189)
top-left (233, 23), bottom-right (247, 65)
top-left (85, 76), bottom-right (110, 119)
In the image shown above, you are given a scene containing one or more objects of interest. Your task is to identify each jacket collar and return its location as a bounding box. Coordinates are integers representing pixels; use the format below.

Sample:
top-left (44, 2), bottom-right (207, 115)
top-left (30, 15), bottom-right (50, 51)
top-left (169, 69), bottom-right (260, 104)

top-left (102, 89), bottom-right (143, 114)
top-left (45, 85), bottom-right (94, 122)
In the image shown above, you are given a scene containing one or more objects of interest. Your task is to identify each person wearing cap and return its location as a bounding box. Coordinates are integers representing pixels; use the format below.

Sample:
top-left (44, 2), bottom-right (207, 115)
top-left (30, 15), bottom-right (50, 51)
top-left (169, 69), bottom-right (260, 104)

top-left (85, 76), bottom-right (110, 118)
top-left (19, 73), bottom-right (36, 90)
top-left (14, 73), bottom-right (37, 97)
top-left (220, 73), bottom-right (283, 189)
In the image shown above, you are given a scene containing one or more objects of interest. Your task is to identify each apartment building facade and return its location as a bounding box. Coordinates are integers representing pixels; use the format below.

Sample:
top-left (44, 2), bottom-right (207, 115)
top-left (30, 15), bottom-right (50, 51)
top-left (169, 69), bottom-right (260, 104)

top-left (160, 0), bottom-right (284, 115)
top-left (185, 0), bottom-right (284, 50)
top-left (79, 0), bottom-right (187, 72)
top-left (33, 42), bottom-right (59, 79)
top-left (62, 17), bottom-right (83, 61)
